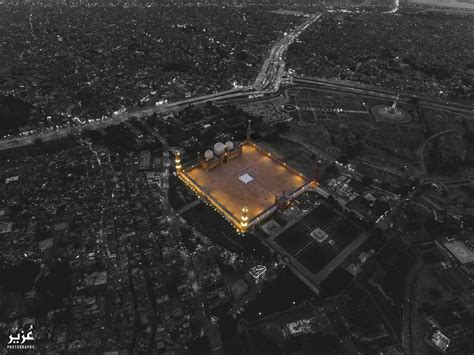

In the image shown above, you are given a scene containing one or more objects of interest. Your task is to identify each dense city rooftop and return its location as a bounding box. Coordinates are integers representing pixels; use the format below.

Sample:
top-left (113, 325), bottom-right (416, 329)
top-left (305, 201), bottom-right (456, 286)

top-left (0, 3), bottom-right (301, 134)
top-left (287, 9), bottom-right (474, 101)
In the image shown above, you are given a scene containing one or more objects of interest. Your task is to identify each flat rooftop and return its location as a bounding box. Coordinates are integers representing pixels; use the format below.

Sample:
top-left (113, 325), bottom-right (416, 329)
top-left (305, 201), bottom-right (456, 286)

top-left (443, 239), bottom-right (474, 264)
top-left (184, 143), bottom-right (308, 224)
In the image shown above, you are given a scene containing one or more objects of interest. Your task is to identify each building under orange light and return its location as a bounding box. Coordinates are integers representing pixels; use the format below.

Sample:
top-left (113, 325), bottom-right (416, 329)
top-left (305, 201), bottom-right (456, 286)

top-left (178, 142), bottom-right (316, 232)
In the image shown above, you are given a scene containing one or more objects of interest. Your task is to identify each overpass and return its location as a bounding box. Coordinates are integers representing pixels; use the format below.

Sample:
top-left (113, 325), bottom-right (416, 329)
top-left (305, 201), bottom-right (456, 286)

top-left (292, 76), bottom-right (474, 116)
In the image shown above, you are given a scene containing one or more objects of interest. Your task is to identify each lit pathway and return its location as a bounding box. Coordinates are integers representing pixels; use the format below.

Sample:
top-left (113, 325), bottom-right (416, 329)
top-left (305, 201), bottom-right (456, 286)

top-left (177, 199), bottom-right (202, 214)
top-left (417, 129), bottom-right (458, 174)
top-left (312, 231), bottom-right (369, 284)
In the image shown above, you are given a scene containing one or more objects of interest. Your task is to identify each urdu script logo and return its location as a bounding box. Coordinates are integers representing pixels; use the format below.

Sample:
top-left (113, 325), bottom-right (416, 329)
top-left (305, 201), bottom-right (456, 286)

top-left (6, 323), bottom-right (36, 350)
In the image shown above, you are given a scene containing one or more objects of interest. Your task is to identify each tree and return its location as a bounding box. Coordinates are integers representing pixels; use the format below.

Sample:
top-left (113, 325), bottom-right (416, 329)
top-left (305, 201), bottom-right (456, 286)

top-left (265, 131), bottom-right (280, 142)
top-left (418, 302), bottom-right (435, 315)
top-left (381, 181), bottom-right (390, 190)
top-left (408, 97), bottom-right (421, 106)
top-left (0, 95), bottom-right (32, 134)
top-left (429, 288), bottom-right (442, 300)
top-left (275, 122), bottom-right (290, 133)
top-left (325, 163), bottom-right (337, 174)
top-left (361, 175), bottom-right (373, 187)
top-left (337, 155), bottom-right (349, 165)
top-left (347, 142), bottom-right (365, 158)
top-left (327, 195), bottom-right (336, 206)
top-left (371, 227), bottom-right (384, 240)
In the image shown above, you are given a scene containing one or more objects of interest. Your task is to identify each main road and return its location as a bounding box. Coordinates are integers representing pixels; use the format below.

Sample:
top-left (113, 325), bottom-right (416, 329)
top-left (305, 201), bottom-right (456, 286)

top-left (253, 14), bottom-right (320, 92)
top-left (292, 76), bottom-right (474, 116)
top-left (0, 14), bottom-right (320, 151)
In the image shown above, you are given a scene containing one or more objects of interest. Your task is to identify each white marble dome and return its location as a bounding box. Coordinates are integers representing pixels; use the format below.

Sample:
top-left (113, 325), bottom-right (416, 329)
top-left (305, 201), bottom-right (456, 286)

top-left (225, 141), bottom-right (234, 151)
top-left (204, 150), bottom-right (214, 161)
top-left (213, 142), bottom-right (225, 156)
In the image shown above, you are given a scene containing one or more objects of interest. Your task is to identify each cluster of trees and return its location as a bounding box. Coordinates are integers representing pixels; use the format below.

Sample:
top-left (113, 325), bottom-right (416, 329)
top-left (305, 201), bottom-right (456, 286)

top-left (0, 95), bottom-right (32, 135)
top-left (425, 121), bottom-right (474, 174)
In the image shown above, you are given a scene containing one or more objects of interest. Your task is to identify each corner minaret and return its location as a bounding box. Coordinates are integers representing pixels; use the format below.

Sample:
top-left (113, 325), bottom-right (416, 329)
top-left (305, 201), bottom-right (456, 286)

top-left (240, 206), bottom-right (249, 232)
top-left (174, 151), bottom-right (182, 173)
